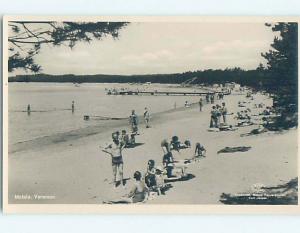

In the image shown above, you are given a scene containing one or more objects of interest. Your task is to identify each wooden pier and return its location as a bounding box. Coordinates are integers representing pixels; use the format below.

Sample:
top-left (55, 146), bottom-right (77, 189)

top-left (107, 90), bottom-right (230, 96)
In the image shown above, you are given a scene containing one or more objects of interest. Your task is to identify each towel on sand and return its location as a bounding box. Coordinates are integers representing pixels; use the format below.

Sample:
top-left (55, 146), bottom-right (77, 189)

top-left (217, 146), bottom-right (251, 154)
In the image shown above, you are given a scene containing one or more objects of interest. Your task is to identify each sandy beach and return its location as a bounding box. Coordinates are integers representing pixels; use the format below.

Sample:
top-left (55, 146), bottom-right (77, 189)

top-left (8, 91), bottom-right (298, 204)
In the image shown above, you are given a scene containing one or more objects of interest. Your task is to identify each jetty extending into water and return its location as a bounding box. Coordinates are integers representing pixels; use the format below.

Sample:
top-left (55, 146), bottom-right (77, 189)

top-left (107, 90), bottom-right (231, 96)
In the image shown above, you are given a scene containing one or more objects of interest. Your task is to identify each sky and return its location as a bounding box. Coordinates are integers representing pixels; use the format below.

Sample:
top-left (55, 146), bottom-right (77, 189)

top-left (11, 22), bottom-right (276, 75)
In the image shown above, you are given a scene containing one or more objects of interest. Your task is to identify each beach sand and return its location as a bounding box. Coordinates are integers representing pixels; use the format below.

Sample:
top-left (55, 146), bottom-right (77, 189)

top-left (8, 92), bottom-right (298, 204)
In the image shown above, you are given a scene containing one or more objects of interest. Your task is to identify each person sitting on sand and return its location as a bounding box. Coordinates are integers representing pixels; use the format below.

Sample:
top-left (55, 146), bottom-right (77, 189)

top-left (129, 110), bottom-right (139, 133)
top-left (184, 140), bottom-right (191, 148)
top-left (145, 160), bottom-right (167, 196)
top-left (103, 171), bottom-right (149, 204)
top-left (127, 171), bottom-right (149, 203)
top-left (145, 160), bottom-right (157, 189)
top-left (170, 136), bottom-right (191, 151)
top-left (129, 133), bottom-right (136, 145)
top-left (161, 139), bottom-right (176, 178)
top-left (162, 150), bottom-right (187, 179)
top-left (161, 139), bottom-right (171, 154)
top-left (163, 151), bottom-right (175, 178)
top-left (185, 101), bottom-right (190, 107)
top-left (121, 130), bottom-right (130, 147)
top-left (194, 143), bottom-right (206, 161)
top-left (236, 113), bottom-right (252, 127)
top-left (155, 166), bottom-right (166, 195)
top-left (170, 136), bottom-right (181, 151)
top-left (101, 132), bottom-right (125, 188)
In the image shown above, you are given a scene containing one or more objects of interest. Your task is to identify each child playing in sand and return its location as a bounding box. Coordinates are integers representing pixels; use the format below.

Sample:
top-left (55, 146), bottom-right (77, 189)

top-left (162, 149), bottom-right (187, 179)
top-left (121, 130), bottom-right (130, 147)
top-left (155, 166), bottom-right (166, 195)
top-left (145, 160), bottom-right (157, 189)
top-left (194, 143), bottom-right (206, 161)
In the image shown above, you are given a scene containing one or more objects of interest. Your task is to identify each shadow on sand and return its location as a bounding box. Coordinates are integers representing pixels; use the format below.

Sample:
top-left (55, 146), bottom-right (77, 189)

top-left (125, 142), bottom-right (145, 149)
top-left (217, 146), bottom-right (251, 154)
top-left (165, 173), bottom-right (196, 183)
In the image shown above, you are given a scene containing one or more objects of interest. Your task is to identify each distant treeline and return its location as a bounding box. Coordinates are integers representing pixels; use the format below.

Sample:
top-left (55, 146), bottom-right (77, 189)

top-left (8, 68), bottom-right (272, 89)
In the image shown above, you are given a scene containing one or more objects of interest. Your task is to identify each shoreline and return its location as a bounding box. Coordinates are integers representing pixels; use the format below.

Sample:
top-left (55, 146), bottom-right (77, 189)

top-left (8, 91), bottom-right (298, 204)
top-left (9, 100), bottom-right (201, 154)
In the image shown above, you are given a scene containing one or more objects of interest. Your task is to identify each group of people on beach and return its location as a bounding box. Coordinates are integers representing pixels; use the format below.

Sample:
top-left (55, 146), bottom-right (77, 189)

top-left (101, 104), bottom-right (208, 203)
top-left (210, 102), bottom-right (228, 128)
top-left (101, 108), bottom-right (151, 187)
top-left (100, 86), bottom-right (279, 204)
top-left (102, 129), bottom-right (207, 204)
top-left (129, 108), bottom-right (151, 133)
top-left (101, 92), bottom-right (239, 204)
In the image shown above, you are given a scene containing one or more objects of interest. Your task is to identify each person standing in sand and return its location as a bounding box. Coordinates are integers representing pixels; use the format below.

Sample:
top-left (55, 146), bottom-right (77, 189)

top-left (221, 102), bottom-right (228, 124)
top-left (216, 104), bottom-right (221, 127)
top-left (101, 132), bottom-right (125, 188)
top-left (129, 110), bottom-right (139, 133)
top-left (144, 107), bottom-right (150, 128)
top-left (199, 98), bottom-right (203, 112)
top-left (210, 95), bottom-right (214, 104)
top-left (210, 106), bottom-right (218, 128)
top-left (206, 94), bottom-right (210, 103)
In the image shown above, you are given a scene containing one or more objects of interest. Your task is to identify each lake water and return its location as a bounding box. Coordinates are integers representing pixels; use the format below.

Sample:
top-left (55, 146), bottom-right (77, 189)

top-left (8, 82), bottom-right (203, 145)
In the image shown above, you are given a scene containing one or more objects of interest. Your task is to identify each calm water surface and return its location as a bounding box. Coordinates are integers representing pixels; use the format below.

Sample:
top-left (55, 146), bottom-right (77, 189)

top-left (9, 82), bottom-right (203, 145)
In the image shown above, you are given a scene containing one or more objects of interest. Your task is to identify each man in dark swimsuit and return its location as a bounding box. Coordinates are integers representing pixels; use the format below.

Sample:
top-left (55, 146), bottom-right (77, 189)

top-left (102, 133), bottom-right (125, 187)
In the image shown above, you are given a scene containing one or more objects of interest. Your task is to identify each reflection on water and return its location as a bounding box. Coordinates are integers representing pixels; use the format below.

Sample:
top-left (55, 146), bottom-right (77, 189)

top-left (9, 82), bottom-right (202, 145)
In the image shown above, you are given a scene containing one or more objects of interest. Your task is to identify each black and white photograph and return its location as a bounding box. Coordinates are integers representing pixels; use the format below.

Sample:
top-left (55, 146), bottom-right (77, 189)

top-left (2, 16), bottom-right (299, 213)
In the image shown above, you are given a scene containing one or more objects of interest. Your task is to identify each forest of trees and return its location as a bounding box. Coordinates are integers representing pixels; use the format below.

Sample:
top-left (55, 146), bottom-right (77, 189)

top-left (8, 68), bottom-right (266, 87)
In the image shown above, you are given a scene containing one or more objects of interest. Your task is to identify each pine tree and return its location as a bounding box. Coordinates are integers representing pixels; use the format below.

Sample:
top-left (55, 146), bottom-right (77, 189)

top-left (261, 22), bottom-right (298, 128)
